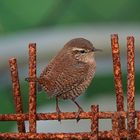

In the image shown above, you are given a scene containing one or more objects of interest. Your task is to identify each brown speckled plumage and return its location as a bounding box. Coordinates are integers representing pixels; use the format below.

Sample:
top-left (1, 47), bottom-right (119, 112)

top-left (39, 38), bottom-right (96, 100)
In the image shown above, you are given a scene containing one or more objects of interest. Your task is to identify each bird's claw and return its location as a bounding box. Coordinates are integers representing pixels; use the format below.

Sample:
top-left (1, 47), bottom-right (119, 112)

top-left (56, 107), bottom-right (61, 123)
top-left (76, 108), bottom-right (84, 123)
top-left (76, 115), bottom-right (80, 122)
top-left (57, 112), bottom-right (61, 123)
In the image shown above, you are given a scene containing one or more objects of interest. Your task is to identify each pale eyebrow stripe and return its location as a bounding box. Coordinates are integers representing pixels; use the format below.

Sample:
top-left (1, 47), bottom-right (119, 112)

top-left (72, 48), bottom-right (86, 51)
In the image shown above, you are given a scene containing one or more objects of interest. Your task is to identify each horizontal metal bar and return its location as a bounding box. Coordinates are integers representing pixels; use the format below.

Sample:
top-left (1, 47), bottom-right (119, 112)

top-left (0, 111), bottom-right (129, 121)
top-left (0, 130), bottom-right (129, 139)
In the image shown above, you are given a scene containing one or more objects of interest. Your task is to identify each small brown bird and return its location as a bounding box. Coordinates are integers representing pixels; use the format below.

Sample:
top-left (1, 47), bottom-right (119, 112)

top-left (26, 38), bottom-right (101, 121)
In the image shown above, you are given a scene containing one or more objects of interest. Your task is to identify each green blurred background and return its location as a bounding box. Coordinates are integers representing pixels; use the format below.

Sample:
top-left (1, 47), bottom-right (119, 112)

top-left (0, 0), bottom-right (140, 132)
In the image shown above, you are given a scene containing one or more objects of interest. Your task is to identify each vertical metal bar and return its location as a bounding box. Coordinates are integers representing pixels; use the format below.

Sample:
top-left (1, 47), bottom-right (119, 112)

top-left (137, 114), bottom-right (140, 128)
top-left (9, 58), bottom-right (25, 132)
top-left (137, 112), bottom-right (140, 137)
top-left (127, 36), bottom-right (136, 140)
top-left (28, 43), bottom-right (37, 133)
top-left (111, 34), bottom-right (125, 130)
top-left (91, 105), bottom-right (99, 140)
top-left (112, 112), bottom-right (120, 140)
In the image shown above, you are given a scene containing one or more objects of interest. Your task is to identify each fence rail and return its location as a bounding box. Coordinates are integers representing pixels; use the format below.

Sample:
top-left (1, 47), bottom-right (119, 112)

top-left (0, 34), bottom-right (138, 139)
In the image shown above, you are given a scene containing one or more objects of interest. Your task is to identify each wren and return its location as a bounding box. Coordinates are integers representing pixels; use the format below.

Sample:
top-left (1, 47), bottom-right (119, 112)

top-left (25, 38), bottom-right (102, 122)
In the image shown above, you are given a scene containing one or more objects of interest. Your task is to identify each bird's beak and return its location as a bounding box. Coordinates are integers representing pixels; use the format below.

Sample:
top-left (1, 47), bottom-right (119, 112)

top-left (92, 48), bottom-right (102, 52)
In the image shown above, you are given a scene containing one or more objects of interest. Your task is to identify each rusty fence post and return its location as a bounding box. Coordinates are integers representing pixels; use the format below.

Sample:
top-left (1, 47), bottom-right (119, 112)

top-left (91, 105), bottom-right (99, 140)
top-left (137, 112), bottom-right (140, 138)
top-left (112, 112), bottom-right (120, 140)
top-left (127, 36), bottom-right (136, 140)
top-left (9, 58), bottom-right (26, 132)
top-left (28, 43), bottom-right (37, 133)
top-left (111, 34), bottom-right (125, 130)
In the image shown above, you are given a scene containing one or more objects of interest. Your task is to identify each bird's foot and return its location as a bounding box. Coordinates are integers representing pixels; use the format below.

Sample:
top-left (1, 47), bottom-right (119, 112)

top-left (56, 106), bottom-right (61, 123)
top-left (76, 107), bottom-right (84, 123)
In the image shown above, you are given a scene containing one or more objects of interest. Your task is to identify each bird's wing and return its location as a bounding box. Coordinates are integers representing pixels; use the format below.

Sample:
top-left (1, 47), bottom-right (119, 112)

top-left (37, 63), bottom-right (51, 92)
top-left (38, 54), bottom-right (58, 92)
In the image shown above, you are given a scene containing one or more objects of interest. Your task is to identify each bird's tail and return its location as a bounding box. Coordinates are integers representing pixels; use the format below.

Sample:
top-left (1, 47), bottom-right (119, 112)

top-left (25, 77), bottom-right (43, 92)
top-left (25, 77), bottom-right (39, 82)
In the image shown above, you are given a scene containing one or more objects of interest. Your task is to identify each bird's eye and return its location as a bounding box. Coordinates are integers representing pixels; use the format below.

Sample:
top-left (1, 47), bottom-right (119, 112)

top-left (80, 50), bottom-right (86, 53)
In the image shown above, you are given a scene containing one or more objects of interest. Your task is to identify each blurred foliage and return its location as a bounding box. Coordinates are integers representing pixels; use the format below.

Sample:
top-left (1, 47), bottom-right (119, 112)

top-left (0, 0), bottom-right (140, 34)
top-left (86, 73), bottom-right (140, 99)
top-left (0, 73), bottom-right (140, 132)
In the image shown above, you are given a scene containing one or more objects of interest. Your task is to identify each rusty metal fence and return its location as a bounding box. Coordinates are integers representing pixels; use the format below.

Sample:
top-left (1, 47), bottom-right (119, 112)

top-left (0, 34), bottom-right (138, 139)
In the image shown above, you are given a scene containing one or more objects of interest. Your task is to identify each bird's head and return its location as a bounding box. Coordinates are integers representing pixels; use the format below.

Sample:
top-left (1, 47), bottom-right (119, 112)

top-left (63, 38), bottom-right (102, 63)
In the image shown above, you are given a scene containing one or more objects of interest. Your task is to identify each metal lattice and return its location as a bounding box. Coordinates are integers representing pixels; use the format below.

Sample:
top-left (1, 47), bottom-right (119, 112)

top-left (0, 34), bottom-right (138, 140)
